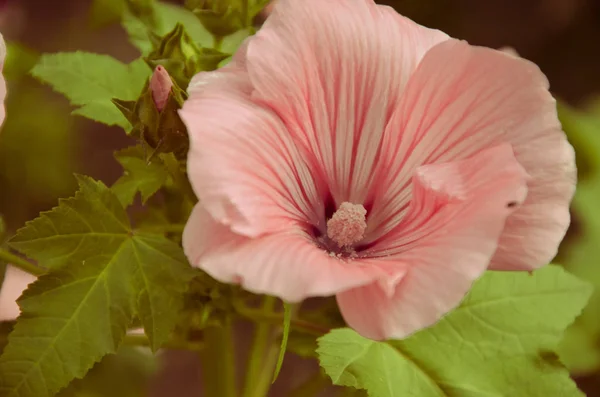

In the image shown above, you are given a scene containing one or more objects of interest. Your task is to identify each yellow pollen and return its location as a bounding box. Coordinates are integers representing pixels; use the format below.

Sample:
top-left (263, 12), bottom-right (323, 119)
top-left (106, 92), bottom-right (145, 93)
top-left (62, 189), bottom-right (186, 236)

top-left (326, 202), bottom-right (367, 248)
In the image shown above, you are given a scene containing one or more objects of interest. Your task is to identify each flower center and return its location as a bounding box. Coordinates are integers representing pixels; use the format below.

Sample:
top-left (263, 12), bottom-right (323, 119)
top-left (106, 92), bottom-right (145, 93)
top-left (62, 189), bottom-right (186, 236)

top-left (326, 202), bottom-right (367, 248)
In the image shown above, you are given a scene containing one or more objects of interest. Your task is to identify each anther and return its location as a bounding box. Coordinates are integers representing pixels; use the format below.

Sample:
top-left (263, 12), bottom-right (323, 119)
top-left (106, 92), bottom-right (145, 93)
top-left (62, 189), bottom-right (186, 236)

top-left (326, 202), bottom-right (367, 248)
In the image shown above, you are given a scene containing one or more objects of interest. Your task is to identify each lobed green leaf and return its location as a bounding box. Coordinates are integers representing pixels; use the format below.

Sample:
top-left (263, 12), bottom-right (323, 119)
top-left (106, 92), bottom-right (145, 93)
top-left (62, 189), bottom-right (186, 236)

top-left (111, 145), bottom-right (170, 206)
top-left (1, 176), bottom-right (195, 397)
top-left (318, 265), bottom-right (591, 397)
top-left (30, 53), bottom-right (151, 129)
top-left (122, 2), bottom-right (213, 55)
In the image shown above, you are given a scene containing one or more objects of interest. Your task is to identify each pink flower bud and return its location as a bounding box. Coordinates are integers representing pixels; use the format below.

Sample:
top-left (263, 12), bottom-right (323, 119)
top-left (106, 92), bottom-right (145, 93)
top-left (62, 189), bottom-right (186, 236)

top-left (150, 65), bottom-right (173, 112)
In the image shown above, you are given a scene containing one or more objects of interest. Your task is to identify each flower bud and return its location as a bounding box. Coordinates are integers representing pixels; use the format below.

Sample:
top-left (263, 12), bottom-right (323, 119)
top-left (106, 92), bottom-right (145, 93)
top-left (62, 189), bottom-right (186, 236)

top-left (150, 66), bottom-right (173, 112)
top-left (145, 24), bottom-right (228, 89)
top-left (112, 69), bottom-right (189, 160)
top-left (187, 0), bottom-right (244, 37)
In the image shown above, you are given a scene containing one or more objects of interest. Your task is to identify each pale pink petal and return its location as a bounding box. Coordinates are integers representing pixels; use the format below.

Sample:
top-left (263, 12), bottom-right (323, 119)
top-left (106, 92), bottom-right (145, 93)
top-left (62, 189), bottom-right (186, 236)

top-left (183, 204), bottom-right (391, 302)
top-left (0, 32), bottom-right (4, 69)
top-left (337, 145), bottom-right (529, 340)
top-left (181, 82), bottom-right (326, 238)
top-left (368, 40), bottom-right (575, 270)
top-left (0, 32), bottom-right (6, 127)
top-left (246, 0), bottom-right (448, 206)
top-left (0, 266), bottom-right (36, 322)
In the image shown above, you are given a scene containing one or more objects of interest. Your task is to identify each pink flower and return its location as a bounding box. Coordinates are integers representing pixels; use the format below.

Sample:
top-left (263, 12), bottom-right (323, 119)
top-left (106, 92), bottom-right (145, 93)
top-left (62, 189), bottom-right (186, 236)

top-left (0, 266), bottom-right (36, 322)
top-left (180, 0), bottom-right (575, 339)
top-left (0, 32), bottom-right (6, 127)
top-left (150, 65), bottom-right (172, 113)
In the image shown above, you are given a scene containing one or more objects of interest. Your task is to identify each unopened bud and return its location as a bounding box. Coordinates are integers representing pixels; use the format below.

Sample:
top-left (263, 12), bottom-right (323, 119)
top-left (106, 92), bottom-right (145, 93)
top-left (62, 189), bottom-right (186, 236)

top-left (150, 66), bottom-right (173, 112)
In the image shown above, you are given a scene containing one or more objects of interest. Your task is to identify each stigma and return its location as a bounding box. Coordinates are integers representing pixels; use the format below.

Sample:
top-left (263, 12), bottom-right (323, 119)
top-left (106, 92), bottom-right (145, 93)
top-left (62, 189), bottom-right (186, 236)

top-left (326, 202), bottom-right (367, 248)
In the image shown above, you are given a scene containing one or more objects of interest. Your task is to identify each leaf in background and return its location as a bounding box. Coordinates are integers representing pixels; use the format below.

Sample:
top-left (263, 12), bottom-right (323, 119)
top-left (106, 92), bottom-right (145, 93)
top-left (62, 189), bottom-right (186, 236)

top-left (272, 302), bottom-right (292, 383)
top-left (3, 43), bottom-right (40, 81)
top-left (30, 52), bottom-right (151, 130)
top-left (0, 176), bottom-right (195, 397)
top-left (221, 28), bottom-right (251, 55)
top-left (558, 100), bottom-right (600, 179)
top-left (0, 87), bottom-right (76, 227)
top-left (89, 0), bottom-right (127, 28)
top-left (286, 331), bottom-right (318, 358)
top-left (557, 177), bottom-right (600, 374)
top-left (111, 145), bottom-right (170, 206)
top-left (555, 99), bottom-right (600, 374)
top-left (558, 323), bottom-right (600, 375)
top-left (123, 2), bottom-right (213, 55)
top-left (57, 346), bottom-right (156, 397)
top-left (248, 0), bottom-right (271, 21)
top-left (317, 265), bottom-right (591, 397)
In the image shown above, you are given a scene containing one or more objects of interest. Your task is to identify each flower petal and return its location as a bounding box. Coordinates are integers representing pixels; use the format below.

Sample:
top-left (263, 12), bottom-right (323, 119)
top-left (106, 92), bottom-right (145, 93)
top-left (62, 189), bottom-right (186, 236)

top-left (183, 204), bottom-right (387, 302)
top-left (0, 265), bottom-right (36, 322)
top-left (369, 39), bottom-right (575, 270)
top-left (337, 144), bottom-right (528, 340)
top-left (181, 72), bottom-right (325, 237)
top-left (246, 0), bottom-right (448, 205)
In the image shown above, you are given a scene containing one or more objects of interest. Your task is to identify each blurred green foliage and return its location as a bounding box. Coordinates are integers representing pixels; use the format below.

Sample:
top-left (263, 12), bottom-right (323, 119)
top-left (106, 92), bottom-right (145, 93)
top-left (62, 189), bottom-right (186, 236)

top-left (557, 99), bottom-right (600, 375)
top-left (0, 43), bottom-right (77, 229)
top-left (57, 347), bottom-right (157, 397)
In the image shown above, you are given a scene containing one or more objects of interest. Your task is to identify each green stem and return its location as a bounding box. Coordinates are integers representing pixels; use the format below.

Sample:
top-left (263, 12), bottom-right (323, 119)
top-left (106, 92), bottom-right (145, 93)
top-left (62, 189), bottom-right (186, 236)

top-left (0, 249), bottom-right (44, 276)
top-left (235, 304), bottom-right (329, 336)
top-left (201, 320), bottom-right (237, 397)
top-left (213, 35), bottom-right (223, 51)
top-left (242, 296), bottom-right (278, 397)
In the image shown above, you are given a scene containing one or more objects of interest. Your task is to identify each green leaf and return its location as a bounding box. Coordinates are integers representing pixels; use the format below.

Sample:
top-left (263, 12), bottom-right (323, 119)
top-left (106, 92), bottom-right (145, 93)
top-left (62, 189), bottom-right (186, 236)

top-left (10, 176), bottom-right (129, 269)
top-left (57, 346), bottom-right (156, 397)
top-left (111, 145), bottom-right (170, 206)
top-left (317, 265), bottom-right (591, 397)
top-left (272, 302), bottom-right (292, 383)
top-left (30, 52), bottom-right (151, 129)
top-left (221, 28), bottom-right (251, 55)
top-left (0, 176), bottom-right (196, 397)
top-left (123, 2), bottom-right (213, 55)
top-left (558, 322), bottom-right (600, 375)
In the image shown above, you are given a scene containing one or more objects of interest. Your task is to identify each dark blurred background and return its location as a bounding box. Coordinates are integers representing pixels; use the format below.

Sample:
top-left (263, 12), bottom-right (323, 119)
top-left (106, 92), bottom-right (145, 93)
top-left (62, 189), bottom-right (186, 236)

top-left (1, 0), bottom-right (600, 396)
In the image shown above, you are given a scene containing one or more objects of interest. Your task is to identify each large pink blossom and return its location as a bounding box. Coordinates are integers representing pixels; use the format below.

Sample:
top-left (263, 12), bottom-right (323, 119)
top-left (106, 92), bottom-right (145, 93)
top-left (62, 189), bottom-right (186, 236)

top-left (0, 266), bottom-right (35, 322)
top-left (0, 32), bottom-right (6, 126)
top-left (180, 0), bottom-right (575, 339)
